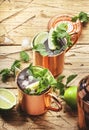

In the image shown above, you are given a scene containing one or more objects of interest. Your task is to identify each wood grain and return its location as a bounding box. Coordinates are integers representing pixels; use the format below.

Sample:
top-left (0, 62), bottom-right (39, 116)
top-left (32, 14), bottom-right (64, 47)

top-left (0, 0), bottom-right (89, 130)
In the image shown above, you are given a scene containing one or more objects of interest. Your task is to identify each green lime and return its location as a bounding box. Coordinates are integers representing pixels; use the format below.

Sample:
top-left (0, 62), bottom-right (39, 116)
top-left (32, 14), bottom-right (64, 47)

top-left (33, 32), bottom-right (48, 46)
top-left (64, 86), bottom-right (77, 109)
top-left (0, 88), bottom-right (16, 110)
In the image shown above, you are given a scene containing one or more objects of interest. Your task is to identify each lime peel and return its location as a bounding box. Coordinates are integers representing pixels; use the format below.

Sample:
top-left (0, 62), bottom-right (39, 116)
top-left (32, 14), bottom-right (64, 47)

top-left (64, 86), bottom-right (77, 109)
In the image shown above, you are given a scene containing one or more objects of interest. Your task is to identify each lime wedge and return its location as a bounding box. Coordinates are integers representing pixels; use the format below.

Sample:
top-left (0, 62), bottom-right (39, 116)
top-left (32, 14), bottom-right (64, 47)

top-left (26, 81), bottom-right (39, 90)
top-left (0, 88), bottom-right (16, 110)
top-left (33, 32), bottom-right (48, 46)
top-left (48, 28), bottom-right (56, 50)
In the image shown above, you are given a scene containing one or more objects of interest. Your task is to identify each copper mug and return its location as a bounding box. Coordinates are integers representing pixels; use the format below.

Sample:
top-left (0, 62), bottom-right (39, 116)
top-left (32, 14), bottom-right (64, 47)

top-left (33, 15), bottom-right (82, 77)
top-left (33, 50), bottom-right (65, 77)
top-left (77, 75), bottom-right (89, 130)
top-left (33, 37), bottom-right (77, 77)
top-left (17, 67), bottom-right (62, 115)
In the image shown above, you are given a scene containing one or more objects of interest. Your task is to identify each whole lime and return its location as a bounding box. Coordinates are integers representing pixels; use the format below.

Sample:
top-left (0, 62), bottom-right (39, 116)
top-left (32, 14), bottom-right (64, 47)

top-left (64, 86), bottom-right (77, 110)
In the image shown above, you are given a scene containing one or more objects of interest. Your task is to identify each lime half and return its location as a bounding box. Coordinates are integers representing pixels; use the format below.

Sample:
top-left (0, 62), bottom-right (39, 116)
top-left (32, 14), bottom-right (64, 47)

top-left (0, 88), bottom-right (16, 110)
top-left (33, 32), bottom-right (48, 46)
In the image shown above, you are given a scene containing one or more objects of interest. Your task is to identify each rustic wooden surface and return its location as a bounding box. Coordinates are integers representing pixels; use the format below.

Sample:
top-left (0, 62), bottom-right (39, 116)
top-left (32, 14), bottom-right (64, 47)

top-left (0, 0), bottom-right (89, 130)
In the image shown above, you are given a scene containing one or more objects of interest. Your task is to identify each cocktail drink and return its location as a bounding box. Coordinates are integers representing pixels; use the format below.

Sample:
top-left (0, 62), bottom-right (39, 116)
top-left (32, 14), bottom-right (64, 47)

top-left (78, 75), bottom-right (89, 130)
top-left (17, 64), bottom-right (62, 115)
top-left (32, 15), bottom-right (82, 76)
top-left (33, 31), bottom-right (66, 76)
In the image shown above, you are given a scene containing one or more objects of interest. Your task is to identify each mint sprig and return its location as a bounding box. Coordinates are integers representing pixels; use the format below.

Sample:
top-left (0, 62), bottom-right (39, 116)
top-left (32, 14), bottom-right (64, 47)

top-left (33, 43), bottom-right (48, 56)
top-left (72, 11), bottom-right (89, 24)
top-left (55, 74), bottom-right (77, 96)
top-left (0, 50), bottom-right (30, 82)
top-left (0, 69), bottom-right (11, 82)
top-left (28, 64), bottom-right (57, 95)
top-left (11, 60), bottom-right (21, 75)
top-left (0, 60), bottom-right (21, 82)
top-left (52, 23), bottom-right (72, 50)
top-left (20, 51), bottom-right (30, 62)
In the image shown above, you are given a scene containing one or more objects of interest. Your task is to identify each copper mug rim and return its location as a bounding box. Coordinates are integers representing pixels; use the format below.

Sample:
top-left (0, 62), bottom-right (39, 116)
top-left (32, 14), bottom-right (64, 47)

top-left (33, 49), bottom-right (65, 57)
top-left (31, 32), bottom-right (78, 58)
top-left (31, 32), bottom-right (65, 58)
top-left (31, 14), bottom-right (82, 55)
top-left (16, 67), bottom-right (51, 95)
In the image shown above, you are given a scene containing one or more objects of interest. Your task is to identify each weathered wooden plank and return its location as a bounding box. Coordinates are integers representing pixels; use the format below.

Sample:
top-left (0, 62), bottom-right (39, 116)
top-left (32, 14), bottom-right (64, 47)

top-left (0, 0), bottom-right (89, 45)
top-left (0, 107), bottom-right (78, 130)
top-left (0, 45), bottom-right (89, 88)
top-left (0, 45), bottom-right (89, 70)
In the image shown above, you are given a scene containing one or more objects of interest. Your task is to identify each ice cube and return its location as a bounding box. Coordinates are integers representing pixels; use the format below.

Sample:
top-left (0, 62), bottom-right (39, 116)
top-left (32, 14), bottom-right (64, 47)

top-left (19, 75), bottom-right (25, 80)
top-left (22, 80), bottom-right (29, 87)
top-left (26, 81), bottom-right (39, 90)
top-left (25, 70), bottom-right (30, 77)
top-left (28, 75), bottom-right (34, 82)
top-left (21, 37), bottom-right (30, 50)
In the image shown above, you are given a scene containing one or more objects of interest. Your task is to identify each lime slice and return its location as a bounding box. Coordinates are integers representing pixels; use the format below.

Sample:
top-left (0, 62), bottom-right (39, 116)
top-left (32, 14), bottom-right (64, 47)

top-left (26, 81), bottom-right (39, 90)
top-left (33, 32), bottom-right (48, 46)
top-left (48, 28), bottom-right (56, 50)
top-left (0, 88), bottom-right (16, 110)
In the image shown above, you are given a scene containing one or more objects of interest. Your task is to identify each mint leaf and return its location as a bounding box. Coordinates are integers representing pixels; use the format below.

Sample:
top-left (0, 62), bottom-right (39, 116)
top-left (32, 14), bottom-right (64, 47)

top-left (0, 60), bottom-right (21, 82)
top-left (79, 12), bottom-right (89, 22)
top-left (28, 64), bottom-right (56, 95)
top-left (57, 75), bottom-right (65, 82)
top-left (24, 88), bottom-right (31, 94)
top-left (66, 74), bottom-right (77, 86)
top-left (28, 64), bottom-right (48, 78)
top-left (0, 69), bottom-right (11, 82)
top-left (57, 23), bottom-right (68, 31)
top-left (72, 11), bottom-right (89, 24)
top-left (56, 75), bottom-right (65, 95)
top-left (54, 74), bottom-right (78, 96)
top-left (20, 51), bottom-right (29, 62)
top-left (11, 60), bottom-right (21, 75)
top-left (33, 43), bottom-right (48, 56)
top-left (52, 23), bottom-right (72, 50)
top-left (72, 16), bottom-right (79, 22)
top-left (56, 82), bottom-right (65, 95)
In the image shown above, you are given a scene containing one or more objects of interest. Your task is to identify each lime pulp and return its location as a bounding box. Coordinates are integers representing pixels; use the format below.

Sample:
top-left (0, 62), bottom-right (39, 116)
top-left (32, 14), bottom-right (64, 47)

top-left (0, 88), bottom-right (16, 110)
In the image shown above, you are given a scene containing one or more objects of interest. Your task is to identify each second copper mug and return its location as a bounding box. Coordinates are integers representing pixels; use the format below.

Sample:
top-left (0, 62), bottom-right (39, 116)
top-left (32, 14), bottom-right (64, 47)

top-left (17, 67), bottom-right (62, 115)
top-left (33, 50), bottom-right (65, 77)
top-left (32, 32), bottom-right (79, 77)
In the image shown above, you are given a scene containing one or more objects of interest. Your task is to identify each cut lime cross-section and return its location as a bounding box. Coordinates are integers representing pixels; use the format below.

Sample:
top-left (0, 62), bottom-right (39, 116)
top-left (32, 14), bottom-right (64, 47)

top-left (33, 32), bottom-right (48, 46)
top-left (0, 88), bottom-right (16, 110)
top-left (48, 28), bottom-right (57, 50)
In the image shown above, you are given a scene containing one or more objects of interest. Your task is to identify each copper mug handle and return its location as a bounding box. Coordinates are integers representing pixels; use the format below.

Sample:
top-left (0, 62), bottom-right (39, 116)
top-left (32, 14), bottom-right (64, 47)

top-left (46, 93), bottom-right (62, 112)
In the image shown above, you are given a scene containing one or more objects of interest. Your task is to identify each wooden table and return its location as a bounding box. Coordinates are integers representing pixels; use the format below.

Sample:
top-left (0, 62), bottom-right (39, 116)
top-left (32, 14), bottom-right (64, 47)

top-left (0, 0), bottom-right (89, 130)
